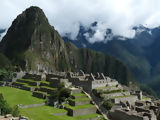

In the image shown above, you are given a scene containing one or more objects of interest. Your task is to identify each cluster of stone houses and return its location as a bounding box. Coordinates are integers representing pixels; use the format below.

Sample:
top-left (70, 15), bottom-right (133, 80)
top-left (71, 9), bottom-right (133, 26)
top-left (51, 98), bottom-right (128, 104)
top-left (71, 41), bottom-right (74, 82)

top-left (2, 70), bottom-right (160, 120)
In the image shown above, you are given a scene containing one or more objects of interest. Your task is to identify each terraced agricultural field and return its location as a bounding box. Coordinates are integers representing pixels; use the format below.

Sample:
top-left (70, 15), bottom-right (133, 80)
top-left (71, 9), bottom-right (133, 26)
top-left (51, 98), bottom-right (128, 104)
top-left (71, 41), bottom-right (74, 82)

top-left (0, 86), bottom-right (45, 107)
top-left (0, 86), bottom-right (103, 120)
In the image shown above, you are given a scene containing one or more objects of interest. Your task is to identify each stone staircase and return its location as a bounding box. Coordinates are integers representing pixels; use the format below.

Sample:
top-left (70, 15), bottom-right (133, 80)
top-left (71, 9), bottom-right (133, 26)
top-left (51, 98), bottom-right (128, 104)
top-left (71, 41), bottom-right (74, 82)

top-left (63, 88), bottom-right (101, 120)
top-left (12, 74), bottom-right (57, 99)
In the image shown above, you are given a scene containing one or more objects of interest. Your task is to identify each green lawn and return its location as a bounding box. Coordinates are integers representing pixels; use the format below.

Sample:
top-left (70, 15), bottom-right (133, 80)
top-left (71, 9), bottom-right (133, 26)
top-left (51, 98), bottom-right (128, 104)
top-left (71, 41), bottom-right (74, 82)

top-left (72, 93), bottom-right (86, 97)
top-left (142, 95), bottom-right (151, 101)
top-left (21, 106), bottom-right (101, 120)
top-left (20, 105), bottom-right (71, 120)
top-left (64, 104), bottom-right (95, 110)
top-left (0, 87), bottom-right (101, 120)
top-left (0, 86), bottom-right (45, 107)
top-left (71, 97), bottom-right (89, 101)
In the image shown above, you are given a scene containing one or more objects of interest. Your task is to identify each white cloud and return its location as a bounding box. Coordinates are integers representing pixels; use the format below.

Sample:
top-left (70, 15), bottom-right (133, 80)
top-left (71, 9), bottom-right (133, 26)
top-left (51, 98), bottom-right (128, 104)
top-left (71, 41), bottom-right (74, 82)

top-left (0, 0), bottom-right (160, 42)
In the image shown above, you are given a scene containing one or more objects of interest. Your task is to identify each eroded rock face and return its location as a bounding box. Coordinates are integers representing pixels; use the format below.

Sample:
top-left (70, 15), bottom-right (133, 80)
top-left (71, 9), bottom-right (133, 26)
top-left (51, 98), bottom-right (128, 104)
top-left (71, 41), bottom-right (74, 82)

top-left (0, 6), bottom-right (69, 72)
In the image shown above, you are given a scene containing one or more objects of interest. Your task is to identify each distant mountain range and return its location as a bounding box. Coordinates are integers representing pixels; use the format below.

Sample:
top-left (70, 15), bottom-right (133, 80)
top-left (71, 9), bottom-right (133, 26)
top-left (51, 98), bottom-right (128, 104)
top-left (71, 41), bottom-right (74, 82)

top-left (0, 6), bottom-right (135, 86)
top-left (63, 22), bottom-right (160, 95)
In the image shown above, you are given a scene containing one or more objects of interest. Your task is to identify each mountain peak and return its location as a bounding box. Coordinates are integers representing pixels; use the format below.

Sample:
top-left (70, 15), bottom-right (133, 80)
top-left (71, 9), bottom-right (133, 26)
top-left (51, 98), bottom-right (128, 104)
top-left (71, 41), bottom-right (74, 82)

top-left (12, 6), bottom-right (48, 30)
top-left (0, 6), bottom-right (62, 69)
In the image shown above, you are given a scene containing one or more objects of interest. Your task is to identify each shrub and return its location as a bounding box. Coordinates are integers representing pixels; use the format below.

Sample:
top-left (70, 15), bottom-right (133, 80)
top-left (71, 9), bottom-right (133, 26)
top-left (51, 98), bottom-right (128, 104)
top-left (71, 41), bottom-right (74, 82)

top-left (103, 100), bottom-right (114, 110)
top-left (49, 83), bottom-right (71, 105)
top-left (140, 84), bottom-right (157, 98)
top-left (0, 93), bottom-right (12, 115)
top-left (12, 105), bottom-right (20, 117)
top-left (59, 88), bottom-right (71, 102)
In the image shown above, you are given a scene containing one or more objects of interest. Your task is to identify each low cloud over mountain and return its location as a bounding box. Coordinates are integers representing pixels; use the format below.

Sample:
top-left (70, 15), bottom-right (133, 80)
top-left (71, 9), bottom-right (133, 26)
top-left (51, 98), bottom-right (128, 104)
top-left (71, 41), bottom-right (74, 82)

top-left (1, 0), bottom-right (160, 41)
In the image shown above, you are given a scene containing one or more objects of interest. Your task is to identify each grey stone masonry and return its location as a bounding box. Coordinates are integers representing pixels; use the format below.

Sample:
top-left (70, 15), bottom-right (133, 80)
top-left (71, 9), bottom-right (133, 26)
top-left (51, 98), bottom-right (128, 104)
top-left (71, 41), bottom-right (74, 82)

top-left (69, 99), bottom-right (90, 106)
top-left (111, 95), bottom-right (138, 104)
top-left (71, 88), bottom-right (82, 94)
top-left (104, 91), bottom-right (130, 99)
top-left (66, 107), bottom-right (97, 116)
top-left (110, 109), bottom-right (150, 120)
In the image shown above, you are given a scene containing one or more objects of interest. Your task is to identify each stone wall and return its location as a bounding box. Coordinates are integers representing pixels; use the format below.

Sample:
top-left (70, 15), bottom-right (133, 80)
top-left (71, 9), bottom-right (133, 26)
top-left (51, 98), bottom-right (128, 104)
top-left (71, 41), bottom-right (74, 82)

top-left (32, 91), bottom-right (46, 99)
top-left (69, 78), bottom-right (92, 92)
top-left (20, 85), bottom-right (35, 91)
top-left (17, 79), bottom-right (39, 86)
top-left (66, 107), bottom-right (97, 116)
top-left (12, 71), bottom-right (26, 82)
top-left (23, 73), bottom-right (41, 81)
top-left (100, 86), bottom-right (122, 92)
top-left (110, 110), bottom-right (149, 120)
top-left (39, 87), bottom-right (56, 94)
top-left (91, 80), bottom-right (108, 89)
top-left (111, 95), bottom-right (138, 104)
top-left (69, 99), bottom-right (90, 106)
top-left (104, 91), bottom-right (130, 98)
top-left (107, 81), bottom-right (118, 86)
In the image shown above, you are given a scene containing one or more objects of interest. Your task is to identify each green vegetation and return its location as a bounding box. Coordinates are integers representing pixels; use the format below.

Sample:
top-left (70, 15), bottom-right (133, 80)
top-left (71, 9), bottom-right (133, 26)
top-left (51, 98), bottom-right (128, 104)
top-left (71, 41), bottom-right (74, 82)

top-left (0, 53), bottom-right (12, 69)
top-left (103, 89), bottom-right (127, 94)
top-left (72, 93), bottom-right (86, 97)
top-left (49, 83), bottom-right (71, 105)
top-left (103, 100), bottom-right (114, 110)
top-left (96, 85), bottom-right (116, 90)
top-left (0, 86), bottom-right (101, 120)
top-left (12, 105), bottom-right (20, 117)
top-left (0, 6), bottom-right (136, 88)
top-left (64, 104), bottom-right (95, 110)
top-left (0, 93), bottom-right (12, 115)
top-left (73, 113), bottom-right (101, 120)
top-left (111, 95), bottom-right (133, 99)
top-left (21, 105), bottom-right (101, 120)
top-left (140, 84), bottom-right (158, 98)
top-left (20, 105), bottom-right (69, 120)
top-left (0, 93), bottom-right (20, 116)
top-left (71, 97), bottom-right (89, 101)
top-left (142, 96), bottom-right (151, 101)
top-left (0, 87), bottom-right (44, 107)
top-left (0, 69), bottom-right (13, 81)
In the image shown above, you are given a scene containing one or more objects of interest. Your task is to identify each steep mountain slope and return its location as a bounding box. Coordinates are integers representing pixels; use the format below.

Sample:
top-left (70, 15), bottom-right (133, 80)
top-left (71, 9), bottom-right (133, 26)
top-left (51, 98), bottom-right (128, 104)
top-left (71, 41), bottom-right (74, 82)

top-left (63, 23), bottom-right (160, 95)
top-left (0, 6), bottom-right (135, 85)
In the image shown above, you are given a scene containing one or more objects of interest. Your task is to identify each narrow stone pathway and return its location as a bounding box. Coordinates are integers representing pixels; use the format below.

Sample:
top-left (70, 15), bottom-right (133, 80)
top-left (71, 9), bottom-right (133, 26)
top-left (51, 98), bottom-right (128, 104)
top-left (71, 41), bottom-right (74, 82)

top-left (20, 103), bottom-right (45, 108)
top-left (82, 89), bottom-right (109, 120)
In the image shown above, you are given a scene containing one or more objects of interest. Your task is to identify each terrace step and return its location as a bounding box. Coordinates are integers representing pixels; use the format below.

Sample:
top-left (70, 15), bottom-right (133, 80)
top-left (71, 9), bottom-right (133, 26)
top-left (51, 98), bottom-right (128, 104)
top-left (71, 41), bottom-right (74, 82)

top-left (71, 93), bottom-right (87, 99)
top-left (64, 104), bottom-right (97, 116)
top-left (17, 79), bottom-right (40, 86)
top-left (69, 97), bottom-right (90, 106)
top-left (71, 88), bottom-right (82, 94)
top-left (38, 86), bottom-right (56, 94)
top-left (32, 91), bottom-right (48, 99)
top-left (74, 114), bottom-right (101, 120)
top-left (103, 91), bottom-right (130, 99)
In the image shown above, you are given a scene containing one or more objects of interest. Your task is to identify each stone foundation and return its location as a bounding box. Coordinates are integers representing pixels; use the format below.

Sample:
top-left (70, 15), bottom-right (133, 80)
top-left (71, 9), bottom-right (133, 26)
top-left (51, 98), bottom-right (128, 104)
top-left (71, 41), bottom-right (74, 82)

top-left (65, 107), bottom-right (97, 116)
top-left (32, 91), bottom-right (46, 99)
top-left (69, 99), bottom-right (90, 106)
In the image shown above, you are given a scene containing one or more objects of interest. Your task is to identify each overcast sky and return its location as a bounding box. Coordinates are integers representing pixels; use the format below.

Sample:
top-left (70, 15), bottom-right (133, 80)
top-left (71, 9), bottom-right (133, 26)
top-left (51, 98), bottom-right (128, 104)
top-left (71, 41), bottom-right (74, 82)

top-left (1, 0), bottom-right (160, 42)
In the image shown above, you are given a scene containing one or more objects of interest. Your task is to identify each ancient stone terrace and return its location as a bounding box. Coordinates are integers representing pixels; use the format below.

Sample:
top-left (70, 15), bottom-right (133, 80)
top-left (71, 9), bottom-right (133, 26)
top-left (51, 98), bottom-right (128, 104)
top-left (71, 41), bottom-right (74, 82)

top-left (110, 99), bottom-right (159, 120)
top-left (68, 71), bottom-right (118, 92)
top-left (7, 70), bottom-right (159, 120)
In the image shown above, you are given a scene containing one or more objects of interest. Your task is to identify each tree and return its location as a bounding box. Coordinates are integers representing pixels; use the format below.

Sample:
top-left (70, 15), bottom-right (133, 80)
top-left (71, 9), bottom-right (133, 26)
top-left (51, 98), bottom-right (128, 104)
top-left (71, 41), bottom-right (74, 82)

top-left (0, 93), bottom-right (12, 115)
top-left (103, 100), bottom-right (114, 110)
top-left (49, 83), bottom-right (71, 105)
top-left (59, 87), bottom-right (71, 103)
top-left (12, 105), bottom-right (20, 117)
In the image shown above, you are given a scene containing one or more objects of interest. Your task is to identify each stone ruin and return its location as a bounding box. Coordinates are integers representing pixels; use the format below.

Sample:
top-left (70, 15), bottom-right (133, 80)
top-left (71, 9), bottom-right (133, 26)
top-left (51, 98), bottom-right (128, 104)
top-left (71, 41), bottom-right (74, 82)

top-left (110, 100), bottom-right (159, 120)
top-left (2, 70), bottom-right (160, 120)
